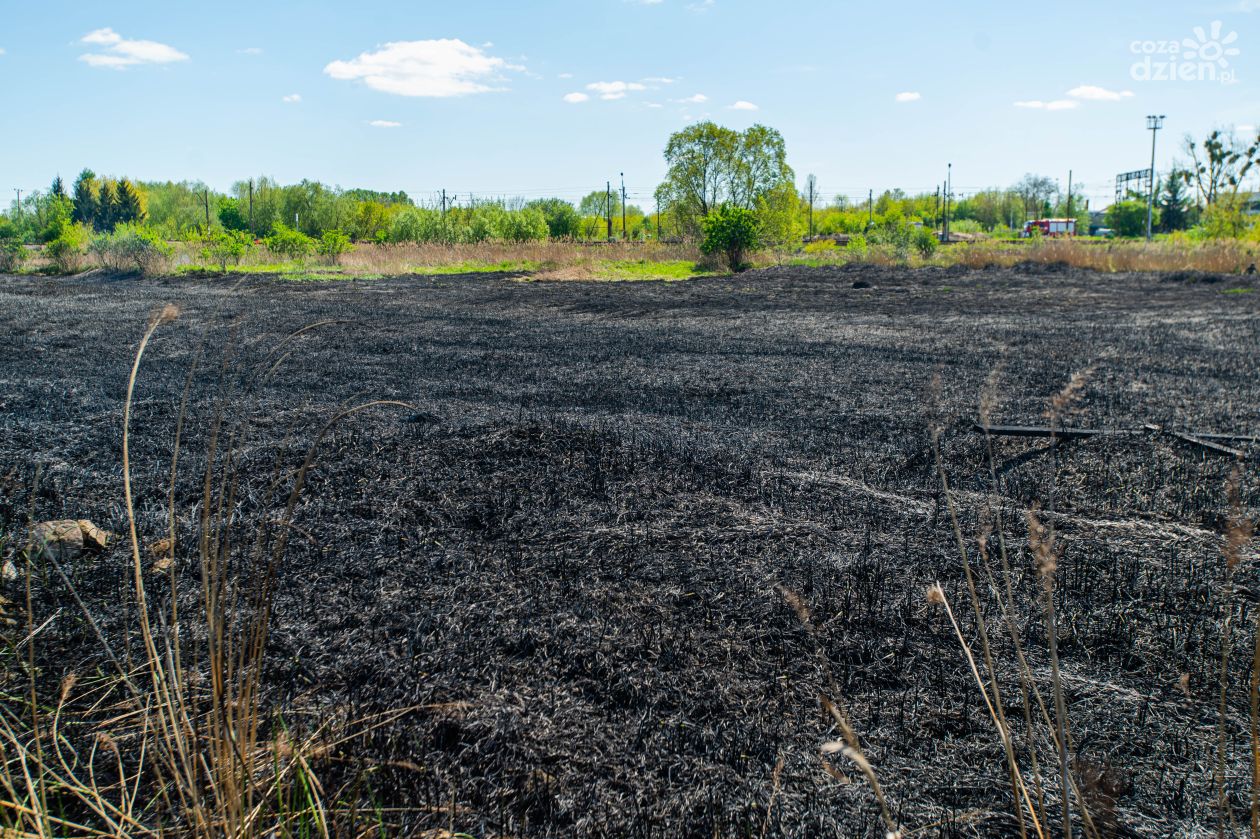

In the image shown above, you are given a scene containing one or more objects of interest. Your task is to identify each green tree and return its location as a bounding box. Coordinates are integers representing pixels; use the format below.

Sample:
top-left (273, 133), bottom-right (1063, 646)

top-left (0, 217), bottom-right (26, 271)
top-left (96, 181), bottom-right (119, 232)
top-left (1104, 200), bottom-right (1153, 237)
top-left (218, 197), bottom-right (250, 232)
top-left (527, 198), bottom-right (580, 238)
top-left (50, 176), bottom-right (67, 200)
top-left (657, 122), bottom-right (794, 237)
top-left (116, 180), bottom-right (145, 225)
top-left (72, 169), bottom-right (99, 228)
top-left (700, 205), bottom-right (761, 272)
top-left (1159, 172), bottom-right (1192, 232)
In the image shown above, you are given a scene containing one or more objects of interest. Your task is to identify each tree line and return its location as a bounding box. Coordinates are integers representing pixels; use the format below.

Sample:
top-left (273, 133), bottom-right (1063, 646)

top-left (3, 122), bottom-right (1258, 273)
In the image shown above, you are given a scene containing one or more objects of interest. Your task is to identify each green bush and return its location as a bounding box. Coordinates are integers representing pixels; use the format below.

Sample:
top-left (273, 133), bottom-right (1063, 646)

top-left (1105, 200), bottom-right (1154, 238)
top-left (90, 224), bottom-right (174, 274)
top-left (389, 208), bottom-right (443, 243)
top-left (45, 223), bottom-right (91, 274)
top-left (0, 219), bottom-right (26, 272)
top-left (495, 208), bottom-right (550, 243)
top-left (870, 222), bottom-right (913, 261)
top-left (700, 205), bottom-right (761, 272)
top-left (264, 223), bottom-right (316, 260)
top-left (845, 233), bottom-right (868, 261)
top-left (200, 229), bottom-right (253, 271)
top-left (913, 226), bottom-right (938, 258)
top-left (316, 229), bottom-right (354, 262)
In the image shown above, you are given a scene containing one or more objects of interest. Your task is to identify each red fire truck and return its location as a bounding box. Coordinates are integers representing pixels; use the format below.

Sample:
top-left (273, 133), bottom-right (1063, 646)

top-left (1021, 218), bottom-right (1076, 238)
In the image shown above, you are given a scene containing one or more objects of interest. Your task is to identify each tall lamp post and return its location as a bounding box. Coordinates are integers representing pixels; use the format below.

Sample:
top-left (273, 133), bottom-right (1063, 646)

top-left (1146, 115), bottom-right (1165, 241)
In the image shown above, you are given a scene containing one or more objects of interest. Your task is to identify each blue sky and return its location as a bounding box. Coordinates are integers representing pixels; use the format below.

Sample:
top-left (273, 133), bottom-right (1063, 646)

top-left (1, 0), bottom-right (1257, 210)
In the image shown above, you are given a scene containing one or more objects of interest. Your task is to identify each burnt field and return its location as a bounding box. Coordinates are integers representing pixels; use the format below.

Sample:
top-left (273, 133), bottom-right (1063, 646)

top-left (2, 263), bottom-right (1259, 837)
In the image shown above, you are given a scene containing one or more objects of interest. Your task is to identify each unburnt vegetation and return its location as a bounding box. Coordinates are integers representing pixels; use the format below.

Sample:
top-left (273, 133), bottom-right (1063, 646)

top-left (1, 263), bottom-right (1258, 837)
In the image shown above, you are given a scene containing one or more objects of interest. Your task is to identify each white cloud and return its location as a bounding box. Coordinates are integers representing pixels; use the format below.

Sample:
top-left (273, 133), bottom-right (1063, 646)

top-left (282, 93), bottom-right (302, 103)
top-left (1239, 124), bottom-right (1257, 133)
top-left (369, 119), bottom-right (401, 127)
top-left (558, 72), bottom-right (573, 79)
top-left (676, 92), bottom-right (707, 104)
top-left (238, 47), bottom-right (263, 55)
top-left (894, 91), bottom-right (921, 103)
top-left (1014, 99), bottom-right (1078, 110)
top-left (645, 102), bottom-right (663, 108)
top-left (643, 76), bottom-right (676, 84)
top-left (586, 80), bottom-right (647, 100)
top-left (0, 48), bottom-right (6, 56)
top-left (1066, 84), bottom-right (1134, 101)
top-left (729, 100), bottom-right (758, 110)
top-left (563, 91), bottom-right (589, 103)
top-left (79, 27), bottom-right (188, 68)
top-left (324, 38), bottom-right (519, 97)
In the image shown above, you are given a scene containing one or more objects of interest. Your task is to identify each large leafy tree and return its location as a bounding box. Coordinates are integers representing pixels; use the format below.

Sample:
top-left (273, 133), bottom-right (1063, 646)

top-left (656, 122), bottom-right (794, 236)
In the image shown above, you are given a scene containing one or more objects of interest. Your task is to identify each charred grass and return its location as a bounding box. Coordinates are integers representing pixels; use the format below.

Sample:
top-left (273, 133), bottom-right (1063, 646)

top-left (0, 262), bottom-right (1258, 836)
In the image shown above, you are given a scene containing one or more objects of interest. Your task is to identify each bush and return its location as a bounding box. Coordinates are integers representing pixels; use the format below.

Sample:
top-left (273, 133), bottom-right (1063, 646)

top-left (870, 222), bottom-right (913, 261)
top-left (845, 233), bottom-right (868, 261)
top-left (700, 205), bottom-right (761, 272)
top-left (389, 208), bottom-right (443, 243)
top-left (264, 223), bottom-right (316, 260)
top-left (495, 208), bottom-right (550, 243)
top-left (802, 239), bottom-right (838, 255)
top-left (913, 226), bottom-right (939, 258)
top-left (200, 229), bottom-right (253, 271)
top-left (527, 198), bottom-right (581, 239)
top-left (90, 224), bottom-right (174, 274)
top-left (45, 223), bottom-right (91, 274)
top-left (0, 219), bottom-right (26, 272)
top-left (1105, 200), bottom-right (1154, 238)
top-left (316, 229), bottom-right (354, 263)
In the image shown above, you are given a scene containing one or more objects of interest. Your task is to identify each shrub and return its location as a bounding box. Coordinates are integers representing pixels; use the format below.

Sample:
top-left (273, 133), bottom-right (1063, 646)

top-left (1105, 200), bottom-right (1154, 238)
top-left (265, 223), bottom-right (316, 260)
top-left (91, 224), bottom-right (174, 274)
top-left (316, 229), bottom-right (354, 263)
top-left (845, 233), bottom-right (868, 261)
top-left (200, 229), bottom-right (253, 271)
top-left (0, 219), bottom-right (26, 272)
top-left (913, 226), bottom-right (939, 258)
top-left (802, 239), bottom-right (839, 255)
top-left (870, 222), bottom-right (913, 261)
top-left (389, 208), bottom-right (443, 243)
top-left (495, 208), bottom-right (550, 243)
top-left (700, 205), bottom-right (761, 272)
top-left (45, 222), bottom-right (91, 274)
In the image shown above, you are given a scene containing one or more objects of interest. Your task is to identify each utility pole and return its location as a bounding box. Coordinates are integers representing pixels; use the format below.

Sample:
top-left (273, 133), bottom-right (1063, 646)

top-left (1146, 115), bottom-right (1165, 241)
top-left (944, 164), bottom-right (952, 242)
top-left (934, 185), bottom-right (940, 230)
top-left (1065, 169), bottom-right (1073, 219)
top-left (13, 189), bottom-right (21, 218)
top-left (606, 181), bottom-right (613, 241)
top-left (867, 189), bottom-right (873, 229)
top-left (204, 189), bottom-right (211, 227)
top-left (620, 173), bottom-right (627, 240)
top-left (806, 174), bottom-right (817, 239)
top-left (248, 179), bottom-right (254, 233)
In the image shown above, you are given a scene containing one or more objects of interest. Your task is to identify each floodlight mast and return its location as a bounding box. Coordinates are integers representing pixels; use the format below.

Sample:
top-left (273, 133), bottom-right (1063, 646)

top-left (1146, 115), bottom-right (1165, 241)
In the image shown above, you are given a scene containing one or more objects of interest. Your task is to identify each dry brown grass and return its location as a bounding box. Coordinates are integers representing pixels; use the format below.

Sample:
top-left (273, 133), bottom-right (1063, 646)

top-left (939, 238), bottom-right (1257, 274)
top-left (339, 241), bottom-right (702, 274)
